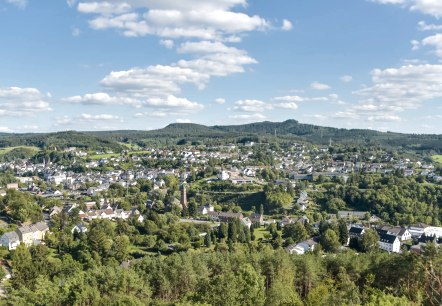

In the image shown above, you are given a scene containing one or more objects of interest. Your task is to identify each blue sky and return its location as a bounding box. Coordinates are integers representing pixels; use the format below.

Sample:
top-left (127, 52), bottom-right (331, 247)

top-left (1, 0), bottom-right (442, 134)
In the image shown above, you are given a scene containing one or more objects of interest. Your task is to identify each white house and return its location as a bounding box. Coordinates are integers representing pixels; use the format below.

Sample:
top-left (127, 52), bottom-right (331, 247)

top-left (198, 204), bottom-right (215, 215)
top-left (286, 239), bottom-right (318, 255)
top-left (219, 171), bottom-right (230, 181)
top-left (0, 231), bottom-right (20, 250)
top-left (71, 224), bottom-right (88, 234)
top-left (379, 233), bottom-right (401, 253)
top-left (241, 217), bottom-right (252, 229)
top-left (380, 226), bottom-right (411, 241)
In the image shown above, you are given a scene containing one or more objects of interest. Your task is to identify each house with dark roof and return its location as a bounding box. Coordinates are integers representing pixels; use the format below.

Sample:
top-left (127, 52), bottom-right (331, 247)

top-left (208, 211), bottom-right (243, 223)
top-left (379, 233), bottom-right (400, 253)
top-left (250, 213), bottom-right (264, 226)
top-left (378, 225), bottom-right (411, 241)
top-left (349, 226), bottom-right (365, 239)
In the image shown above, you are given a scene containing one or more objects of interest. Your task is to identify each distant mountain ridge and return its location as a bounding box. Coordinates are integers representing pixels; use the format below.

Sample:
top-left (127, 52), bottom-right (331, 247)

top-left (1, 120), bottom-right (442, 152)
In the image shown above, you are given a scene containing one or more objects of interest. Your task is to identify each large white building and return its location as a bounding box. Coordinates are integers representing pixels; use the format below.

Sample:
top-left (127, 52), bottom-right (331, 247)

top-left (379, 233), bottom-right (401, 253)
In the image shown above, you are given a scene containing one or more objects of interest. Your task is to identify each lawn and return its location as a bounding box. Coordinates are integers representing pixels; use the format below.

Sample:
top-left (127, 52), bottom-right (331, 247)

top-left (89, 153), bottom-right (120, 160)
top-left (0, 146), bottom-right (39, 155)
top-left (432, 155), bottom-right (442, 165)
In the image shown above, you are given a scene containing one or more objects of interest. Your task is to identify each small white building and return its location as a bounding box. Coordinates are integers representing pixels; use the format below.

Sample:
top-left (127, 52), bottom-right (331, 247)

top-left (379, 233), bottom-right (401, 253)
top-left (219, 171), bottom-right (230, 181)
top-left (0, 231), bottom-right (20, 250)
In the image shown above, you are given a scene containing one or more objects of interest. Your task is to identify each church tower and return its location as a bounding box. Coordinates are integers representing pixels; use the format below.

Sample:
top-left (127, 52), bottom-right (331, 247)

top-left (180, 182), bottom-right (187, 209)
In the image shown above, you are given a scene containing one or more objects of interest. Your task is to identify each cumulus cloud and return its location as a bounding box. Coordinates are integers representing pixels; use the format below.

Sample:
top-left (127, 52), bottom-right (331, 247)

top-left (418, 20), bottom-right (442, 31)
top-left (281, 19), bottom-right (293, 31)
top-left (144, 95), bottom-right (204, 111)
top-left (215, 98), bottom-right (226, 104)
top-left (159, 39), bottom-right (174, 49)
top-left (310, 81), bottom-right (331, 90)
top-left (340, 75), bottom-right (353, 82)
top-left (176, 118), bottom-right (192, 123)
top-left (77, 2), bottom-right (132, 15)
top-left (373, 0), bottom-right (442, 18)
top-left (354, 64), bottom-right (442, 109)
top-left (55, 113), bottom-right (123, 127)
top-left (274, 95), bottom-right (304, 102)
top-left (63, 92), bottom-right (141, 107)
top-left (76, 0), bottom-right (271, 39)
top-left (421, 33), bottom-right (442, 57)
top-left (274, 102), bottom-right (298, 110)
top-left (229, 113), bottom-right (266, 120)
top-left (367, 115), bottom-right (401, 122)
top-left (233, 99), bottom-right (272, 112)
top-left (99, 42), bottom-right (256, 97)
top-left (0, 87), bottom-right (52, 117)
top-left (343, 64), bottom-right (442, 123)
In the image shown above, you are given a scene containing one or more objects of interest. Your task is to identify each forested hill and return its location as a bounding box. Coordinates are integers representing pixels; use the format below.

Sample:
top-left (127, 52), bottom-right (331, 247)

top-left (92, 120), bottom-right (442, 152)
top-left (1, 120), bottom-right (442, 152)
top-left (0, 131), bottom-right (124, 151)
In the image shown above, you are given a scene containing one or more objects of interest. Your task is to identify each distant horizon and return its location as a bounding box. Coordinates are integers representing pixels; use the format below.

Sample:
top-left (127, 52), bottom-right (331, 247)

top-left (1, 118), bottom-right (442, 136)
top-left (1, 1), bottom-right (442, 134)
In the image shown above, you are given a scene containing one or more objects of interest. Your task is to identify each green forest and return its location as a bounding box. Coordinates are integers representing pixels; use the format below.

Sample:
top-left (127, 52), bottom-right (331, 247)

top-left (1, 120), bottom-right (442, 153)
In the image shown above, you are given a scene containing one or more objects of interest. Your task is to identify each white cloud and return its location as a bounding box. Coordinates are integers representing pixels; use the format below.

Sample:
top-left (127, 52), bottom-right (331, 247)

top-left (176, 118), bottom-right (192, 123)
top-left (274, 102), bottom-right (298, 110)
top-left (274, 95), bottom-right (304, 102)
top-left (159, 39), bottom-right (174, 49)
top-left (310, 81), bottom-right (331, 90)
top-left (100, 45), bottom-right (256, 96)
top-left (63, 92), bottom-right (141, 107)
top-left (411, 0), bottom-right (442, 18)
top-left (367, 115), bottom-right (401, 122)
top-left (215, 98), bottom-right (226, 104)
top-left (76, 0), bottom-right (271, 39)
top-left (55, 113), bottom-right (122, 126)
top-left (422, 33), bottom-right (442, 57)
top-left (0, 127), bottom-right (13, 133)
top-left (0, 87), bottom-right (52, 117)
top-left (331, 111), bottom-right (359, 120)
top-left (340, 75), bottom-right (353, 83)
top-left (281, 19), bottom-right (293, 31)
top-left (354, 64), bottom-right (442, 110)
top-left (77, 2), bottom-right (132, 15)
top-left (5, 0), bottom-right (27, 8)
top-left (144, 95), bottom-right (204, 111)
top-left (233, 99), bottom-right (272, 112)
top-left (229, 113), bottom-right (266, 120)
top-left (411, 39), bottom-right (421, 50)
top-left (373, 0), bottom-right (442, 18)
top-left (134, 111), bottom-right (168, 118)
top-left (418, 20), bottom-right (442, 31)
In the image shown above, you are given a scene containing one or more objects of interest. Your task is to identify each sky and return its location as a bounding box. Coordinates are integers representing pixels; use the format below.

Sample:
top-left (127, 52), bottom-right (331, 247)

top-left (1, 0), bottom-right (442, 134)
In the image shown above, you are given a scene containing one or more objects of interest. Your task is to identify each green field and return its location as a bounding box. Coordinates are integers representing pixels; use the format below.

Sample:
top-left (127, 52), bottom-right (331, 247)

top-left (0, 146), bottom-right (40, 155)
top-left (432, 155), bottom-right (442, 164)
top-left (89, 153), bottom-right (120, 160)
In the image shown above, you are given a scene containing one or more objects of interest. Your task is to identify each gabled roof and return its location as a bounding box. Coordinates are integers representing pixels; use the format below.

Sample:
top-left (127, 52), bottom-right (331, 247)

top-left (349, 227), bottom-right (365, 234)
top-left (379, 233), bottom-right (398, 244)
top-left (2, 231), bottom-right (19, 241)
top-left (34, 222), bottom-right (49, 232)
